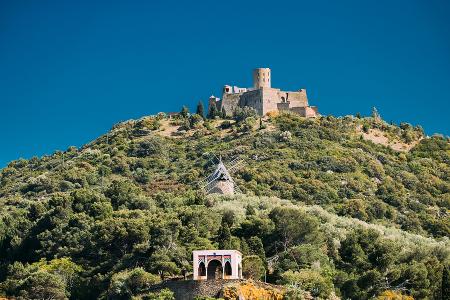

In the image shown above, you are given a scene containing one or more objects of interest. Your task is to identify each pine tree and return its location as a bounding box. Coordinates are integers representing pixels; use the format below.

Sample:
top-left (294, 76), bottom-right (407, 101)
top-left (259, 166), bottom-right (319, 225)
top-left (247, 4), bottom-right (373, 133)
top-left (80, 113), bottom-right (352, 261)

top-left (240, 238), bottom-right (250, 255)
top-left (248, 236), bottom-right (266, 265)
top-left (217, 219), bottom-right (232, 249)
top-left (196, 101), bottom-right (204, 119)
top-left (208, 102), bottom-right (218, 119)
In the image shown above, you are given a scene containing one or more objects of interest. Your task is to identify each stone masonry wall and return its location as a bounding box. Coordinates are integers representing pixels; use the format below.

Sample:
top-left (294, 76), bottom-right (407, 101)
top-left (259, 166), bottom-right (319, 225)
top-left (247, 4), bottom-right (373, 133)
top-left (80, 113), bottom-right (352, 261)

top-left (238, 89), bottom-right (263, 115)
top-left (218, 86), bottom-right (313, 117)
top-left (261, 88), bottom-right (282, 115)
top-left (146, 279), bottom-right (285, 300)
top-left (286, 89), bottom-right (308, 108)
top-left (146, 279), bottom-right (242, 300)
top-left (221, 93), bottom-right (241, 116)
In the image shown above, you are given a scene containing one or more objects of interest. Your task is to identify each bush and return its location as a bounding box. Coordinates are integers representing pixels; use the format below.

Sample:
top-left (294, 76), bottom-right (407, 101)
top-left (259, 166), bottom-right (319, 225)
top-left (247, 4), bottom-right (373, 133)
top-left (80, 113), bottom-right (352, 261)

top-left (105, 180), bottom-right (140, 209)
top-left (220, 120), bottom-right (232, 129)
top-left (141, 288), bottom-right (175, 300)
top-left (189, 114), bottom-right (204, 129)
top-left (129, 137), bottom-right (165, 157)
top-left (279, 269), bottom-right (333, 298)
top-left (108, 268), bottom-right (161, 299)
top-left (137, 117), bottom-right (161, 131)
top-left (242, 255), bottom-right (265, 280)
top-left (133, 168), bottom-right (150, 184)
top-left (233, 106), bottom-right (257, 123)
top-left (376, 290), bottom-right (414, 300)
top-left (239, 117), bottom-right (256, 132)
top-left (362, 124), bottom-right (369, 133)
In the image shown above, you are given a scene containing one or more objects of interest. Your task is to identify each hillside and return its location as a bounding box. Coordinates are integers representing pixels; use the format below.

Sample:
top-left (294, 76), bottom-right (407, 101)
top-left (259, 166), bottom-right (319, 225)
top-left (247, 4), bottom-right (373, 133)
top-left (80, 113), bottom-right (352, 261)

top-left (0, 111), bottom-right (449, 299)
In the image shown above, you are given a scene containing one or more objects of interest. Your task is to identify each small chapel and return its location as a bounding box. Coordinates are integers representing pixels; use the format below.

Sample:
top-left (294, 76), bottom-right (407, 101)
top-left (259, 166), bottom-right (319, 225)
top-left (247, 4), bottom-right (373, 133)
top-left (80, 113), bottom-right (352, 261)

top-left (193, 250), bottom-right (243, 280)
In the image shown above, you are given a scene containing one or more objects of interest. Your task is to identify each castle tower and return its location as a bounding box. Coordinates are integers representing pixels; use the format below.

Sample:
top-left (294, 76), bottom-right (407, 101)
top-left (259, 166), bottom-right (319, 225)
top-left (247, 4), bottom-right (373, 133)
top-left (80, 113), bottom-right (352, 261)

top-left (253, 68), bottom-right (271, 89)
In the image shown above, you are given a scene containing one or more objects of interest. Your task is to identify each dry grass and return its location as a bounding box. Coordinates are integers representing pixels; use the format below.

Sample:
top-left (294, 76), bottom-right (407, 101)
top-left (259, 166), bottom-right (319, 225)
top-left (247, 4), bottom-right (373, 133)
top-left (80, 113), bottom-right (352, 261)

top-left (356, 125), bottom-right (421, 152)
top-left (156, 119), bottom-right (182, 138)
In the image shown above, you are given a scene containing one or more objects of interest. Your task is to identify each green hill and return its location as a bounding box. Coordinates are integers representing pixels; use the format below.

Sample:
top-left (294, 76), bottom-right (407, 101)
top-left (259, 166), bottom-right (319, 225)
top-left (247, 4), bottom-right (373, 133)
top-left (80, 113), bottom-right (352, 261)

top-left (0, 111), bottom-right (448, 299)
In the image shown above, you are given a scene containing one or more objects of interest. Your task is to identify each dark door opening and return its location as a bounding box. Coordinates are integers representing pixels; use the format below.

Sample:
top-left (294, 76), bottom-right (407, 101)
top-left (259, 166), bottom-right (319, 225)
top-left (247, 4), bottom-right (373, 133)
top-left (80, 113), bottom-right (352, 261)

top-left (207, 260), bottom-right (223, 280)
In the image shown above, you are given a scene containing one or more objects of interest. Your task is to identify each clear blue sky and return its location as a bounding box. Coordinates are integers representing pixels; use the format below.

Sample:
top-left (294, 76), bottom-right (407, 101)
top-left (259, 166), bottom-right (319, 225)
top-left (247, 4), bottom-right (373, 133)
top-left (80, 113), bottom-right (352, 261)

top-left (1, 0), bottom-right (449, 167)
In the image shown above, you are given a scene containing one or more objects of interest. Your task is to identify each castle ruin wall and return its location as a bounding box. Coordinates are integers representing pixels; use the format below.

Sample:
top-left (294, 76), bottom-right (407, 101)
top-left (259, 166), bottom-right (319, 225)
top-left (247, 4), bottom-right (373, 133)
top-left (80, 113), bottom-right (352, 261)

top-left (238, 89), bottom-right (263, 115)
top-left (261, 88), bottom-right (282, 115)
top-left (221, 93), bottom-right (241, 116)
top-left (286, 89), bottom-right (309, 108)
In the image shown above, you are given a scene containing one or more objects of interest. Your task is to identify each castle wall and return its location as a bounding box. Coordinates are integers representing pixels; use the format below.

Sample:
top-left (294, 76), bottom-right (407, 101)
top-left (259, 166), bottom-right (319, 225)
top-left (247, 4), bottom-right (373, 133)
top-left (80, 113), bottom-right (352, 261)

top-left (221, 88), bottom-right (315, 117)
top-left (147, 279), bottom-right (284, 300)
top-left (221, 93), bottom-right (241, 116)
top-left (238, 89), bottom-right (263, 115)
top-left (276, 102), bottom-right (290, 112)
top-left (147, 279), bottom-right (242, 300)
top-left (286, 89), bottom-right (309, 108)
top-left (304, 106), bottom-right (317, 117)
top-left (290, 106), bottom-right (317, 117)
top-left (261, 87), bottom-right (283, 115)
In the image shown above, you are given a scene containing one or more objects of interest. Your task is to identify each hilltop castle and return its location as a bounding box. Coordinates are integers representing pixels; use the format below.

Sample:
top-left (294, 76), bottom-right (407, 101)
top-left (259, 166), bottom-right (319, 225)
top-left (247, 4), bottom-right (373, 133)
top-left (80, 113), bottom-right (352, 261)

top-left (208, 68), bottom-right (318, 117)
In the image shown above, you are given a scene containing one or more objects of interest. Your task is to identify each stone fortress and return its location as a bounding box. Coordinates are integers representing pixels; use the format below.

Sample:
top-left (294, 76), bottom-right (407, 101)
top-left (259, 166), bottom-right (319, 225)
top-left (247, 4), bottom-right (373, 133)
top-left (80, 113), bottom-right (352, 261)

top-left (208, 68), bottom-right (318, 117)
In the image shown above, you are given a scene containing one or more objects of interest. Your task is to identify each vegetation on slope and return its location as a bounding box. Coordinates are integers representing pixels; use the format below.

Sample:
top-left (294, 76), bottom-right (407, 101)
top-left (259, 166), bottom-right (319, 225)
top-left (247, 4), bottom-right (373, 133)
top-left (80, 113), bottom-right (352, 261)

top-left (0, 110), bottom-right (448, 299)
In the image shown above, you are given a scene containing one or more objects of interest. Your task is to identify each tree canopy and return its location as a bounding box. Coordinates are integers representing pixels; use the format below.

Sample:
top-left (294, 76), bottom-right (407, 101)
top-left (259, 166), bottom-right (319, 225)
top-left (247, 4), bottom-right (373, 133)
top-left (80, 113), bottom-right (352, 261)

top-left (0, 112), bottom-right (448, 299)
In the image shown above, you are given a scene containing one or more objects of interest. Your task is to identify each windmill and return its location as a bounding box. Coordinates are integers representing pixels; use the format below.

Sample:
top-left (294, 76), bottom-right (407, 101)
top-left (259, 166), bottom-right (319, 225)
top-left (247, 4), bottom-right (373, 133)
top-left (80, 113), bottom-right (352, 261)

top-left (198, 153), bottom-right (245, 195)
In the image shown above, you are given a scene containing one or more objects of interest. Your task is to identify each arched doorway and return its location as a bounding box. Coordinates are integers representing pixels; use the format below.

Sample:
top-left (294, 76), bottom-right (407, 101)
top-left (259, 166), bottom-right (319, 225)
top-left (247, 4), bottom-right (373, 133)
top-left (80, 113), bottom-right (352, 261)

top-left (207, 260), bottom-right (223, 280)
top-left (198, 262), bottom-right (206, 277)
top-left (224, 261), bottom-right (232, 278)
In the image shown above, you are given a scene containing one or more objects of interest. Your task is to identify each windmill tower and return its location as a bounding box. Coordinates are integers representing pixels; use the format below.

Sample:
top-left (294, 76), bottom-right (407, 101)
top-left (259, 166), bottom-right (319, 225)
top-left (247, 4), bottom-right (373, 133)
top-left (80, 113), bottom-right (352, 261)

top-left (200, 155), bottom-right (244, 195)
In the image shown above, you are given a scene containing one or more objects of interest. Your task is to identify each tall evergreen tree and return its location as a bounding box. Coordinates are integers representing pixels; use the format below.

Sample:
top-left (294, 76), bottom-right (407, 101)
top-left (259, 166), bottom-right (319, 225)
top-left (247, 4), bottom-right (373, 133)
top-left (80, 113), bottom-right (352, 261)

top-left (217, 219), bottom-right (232, 249)
top-left (240, 238), bottom-right (250, 255)
top-left (196, 101), bottom-right (204, 119)
top-left (248, 236), bottom-right (266, 265)
top-left (208, 102), bottom-right (218, 119)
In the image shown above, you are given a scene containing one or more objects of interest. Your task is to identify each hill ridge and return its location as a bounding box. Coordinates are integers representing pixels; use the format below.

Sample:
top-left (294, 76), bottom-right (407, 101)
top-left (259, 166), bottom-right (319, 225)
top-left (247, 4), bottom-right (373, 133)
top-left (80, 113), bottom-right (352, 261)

top-left (0, 112), bottom-right (448, 299)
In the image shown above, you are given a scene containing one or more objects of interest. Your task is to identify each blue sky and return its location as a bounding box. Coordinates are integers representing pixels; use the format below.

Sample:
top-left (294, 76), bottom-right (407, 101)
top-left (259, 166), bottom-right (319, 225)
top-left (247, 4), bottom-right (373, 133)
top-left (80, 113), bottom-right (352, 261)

top-left (1, 0), bottom-right (449, 167)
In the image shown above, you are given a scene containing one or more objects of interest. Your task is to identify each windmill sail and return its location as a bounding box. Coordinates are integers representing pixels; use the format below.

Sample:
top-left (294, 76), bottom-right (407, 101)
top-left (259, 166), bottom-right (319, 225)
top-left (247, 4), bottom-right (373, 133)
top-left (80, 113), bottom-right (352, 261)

top-left (201, 156), bottom-right (243, 195)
